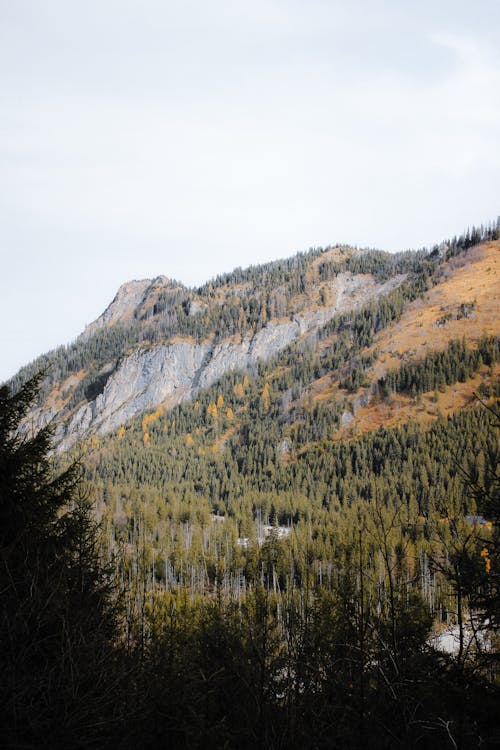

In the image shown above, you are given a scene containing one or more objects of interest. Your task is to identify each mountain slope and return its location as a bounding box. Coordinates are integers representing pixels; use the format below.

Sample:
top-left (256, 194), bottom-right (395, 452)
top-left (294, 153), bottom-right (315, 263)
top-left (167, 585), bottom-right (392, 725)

top-left (10, 225), bottom-right (499, 457)
top-left (13, 248), bottom-right (411, 451)
top-left (7, 226), bottom-right (500, 750)
top-left (310, 239), bottom-right (500, 438)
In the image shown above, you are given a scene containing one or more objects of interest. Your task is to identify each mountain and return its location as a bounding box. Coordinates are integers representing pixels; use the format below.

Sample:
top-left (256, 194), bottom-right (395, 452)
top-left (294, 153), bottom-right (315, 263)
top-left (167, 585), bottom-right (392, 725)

top-left (12, 226), bottom-right (499, 458)
top-left (11, 247), bottom-right (408, 450)
top-left (6, 225), bottom-right (500, 749)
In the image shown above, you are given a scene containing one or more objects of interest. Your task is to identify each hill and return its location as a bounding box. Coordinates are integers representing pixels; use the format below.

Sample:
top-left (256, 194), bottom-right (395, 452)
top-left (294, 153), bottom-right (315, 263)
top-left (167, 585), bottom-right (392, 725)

top-left (4, 222), bottom-right (500, 749)
top-left (11, 224), bottom-right (499, 457)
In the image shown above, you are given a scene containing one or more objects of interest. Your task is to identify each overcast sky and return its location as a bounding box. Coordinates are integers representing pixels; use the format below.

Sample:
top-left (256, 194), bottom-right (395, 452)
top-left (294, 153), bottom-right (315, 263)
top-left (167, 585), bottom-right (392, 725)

top-left (1, 0), bottom-right (499, 382)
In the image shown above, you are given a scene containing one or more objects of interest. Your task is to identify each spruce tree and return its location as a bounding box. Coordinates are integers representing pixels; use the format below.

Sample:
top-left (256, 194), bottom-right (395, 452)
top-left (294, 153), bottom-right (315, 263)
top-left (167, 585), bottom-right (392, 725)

top-left (0, 375), bottom-right (123, 748)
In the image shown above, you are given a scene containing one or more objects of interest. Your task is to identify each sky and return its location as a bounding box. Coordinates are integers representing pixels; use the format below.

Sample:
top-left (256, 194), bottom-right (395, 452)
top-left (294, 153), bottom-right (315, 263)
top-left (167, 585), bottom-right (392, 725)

top-left (1, 0), bottom-right (499, 382)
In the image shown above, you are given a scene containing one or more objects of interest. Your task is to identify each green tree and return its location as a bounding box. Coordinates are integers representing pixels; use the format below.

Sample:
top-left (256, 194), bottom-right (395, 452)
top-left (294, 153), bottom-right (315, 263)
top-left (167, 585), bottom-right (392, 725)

top-left (0, 375), bottom-right (123, 748)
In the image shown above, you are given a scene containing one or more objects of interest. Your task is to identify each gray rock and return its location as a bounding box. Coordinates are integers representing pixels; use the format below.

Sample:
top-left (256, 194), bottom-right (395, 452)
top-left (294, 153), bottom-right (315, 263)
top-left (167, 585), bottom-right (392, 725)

top-left (79, 279), bottom-right (153, 340)
top-left (32, 269), bottom-right (408, 452)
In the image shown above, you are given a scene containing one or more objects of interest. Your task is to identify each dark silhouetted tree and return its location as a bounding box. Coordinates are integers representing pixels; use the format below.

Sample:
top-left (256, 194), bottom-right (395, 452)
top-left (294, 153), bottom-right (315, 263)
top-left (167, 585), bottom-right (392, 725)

top-left (0, 374), bottom-right (124, 749)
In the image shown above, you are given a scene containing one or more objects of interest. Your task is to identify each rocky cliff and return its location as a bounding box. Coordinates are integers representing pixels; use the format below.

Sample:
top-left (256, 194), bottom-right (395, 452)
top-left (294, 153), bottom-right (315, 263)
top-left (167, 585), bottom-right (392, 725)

top-left (50, 272), bottom-right (404, 451)
top-left (17, 250), bottom-right (407, 453)
top-left (12, 228), bottom-right (500, 455)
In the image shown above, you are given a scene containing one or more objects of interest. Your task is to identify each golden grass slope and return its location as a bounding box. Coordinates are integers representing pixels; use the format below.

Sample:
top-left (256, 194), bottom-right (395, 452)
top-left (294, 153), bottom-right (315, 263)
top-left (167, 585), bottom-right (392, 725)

top-left (310, 240), bottom-right (499, 441)
top-left (374, 240), bottom-right (499, 373)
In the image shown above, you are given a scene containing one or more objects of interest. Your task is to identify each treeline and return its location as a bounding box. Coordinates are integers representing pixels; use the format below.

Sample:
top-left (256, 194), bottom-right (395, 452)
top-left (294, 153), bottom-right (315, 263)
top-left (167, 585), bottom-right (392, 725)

top-left (441, 217), bottom-right (500, 261)
top-left (196, 247), bottom-right (325, 294)
top-left (318, 247), bottom-right (432, 282)
top-left (317, 217), bottom-right (499, 283)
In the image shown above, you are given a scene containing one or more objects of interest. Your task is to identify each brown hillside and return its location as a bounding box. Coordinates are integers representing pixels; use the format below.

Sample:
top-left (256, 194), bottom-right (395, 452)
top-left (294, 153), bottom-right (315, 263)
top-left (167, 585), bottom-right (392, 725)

top-left (374, 240), bottom-right (499, 374)
top-left (308, 241), bottom-right (499, 441)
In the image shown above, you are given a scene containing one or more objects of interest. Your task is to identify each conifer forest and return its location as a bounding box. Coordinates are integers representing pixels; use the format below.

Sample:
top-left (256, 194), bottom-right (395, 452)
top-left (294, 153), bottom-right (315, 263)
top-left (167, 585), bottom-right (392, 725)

top-left (1, 224), bottom-right (499, 749)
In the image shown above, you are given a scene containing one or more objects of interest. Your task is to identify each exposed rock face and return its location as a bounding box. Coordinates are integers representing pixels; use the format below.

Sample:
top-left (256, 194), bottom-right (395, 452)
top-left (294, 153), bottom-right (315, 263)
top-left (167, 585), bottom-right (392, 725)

top-left (79, 276), bottom-right (172, 340)
top-left (58, 342), bottom-right (210, 450)
top-left (80, 279), bottom-right (152, 341)
top-left (18, 259), bottom-right (409, 453)
top-left (57, 319), bottom-right (304, 451)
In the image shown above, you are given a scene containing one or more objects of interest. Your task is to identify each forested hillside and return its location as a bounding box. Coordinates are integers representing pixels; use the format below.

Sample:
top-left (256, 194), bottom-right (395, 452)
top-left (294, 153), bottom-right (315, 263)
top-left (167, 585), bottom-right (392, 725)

top-left (10, 221), bottom-right (499, 451)
top-left (2, 221), bottom-right (500, 748)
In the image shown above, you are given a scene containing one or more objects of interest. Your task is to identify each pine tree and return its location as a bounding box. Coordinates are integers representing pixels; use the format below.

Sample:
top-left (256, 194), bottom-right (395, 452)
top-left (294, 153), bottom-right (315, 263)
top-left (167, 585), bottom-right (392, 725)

top-left (0, 375), bottom-right (124, 748)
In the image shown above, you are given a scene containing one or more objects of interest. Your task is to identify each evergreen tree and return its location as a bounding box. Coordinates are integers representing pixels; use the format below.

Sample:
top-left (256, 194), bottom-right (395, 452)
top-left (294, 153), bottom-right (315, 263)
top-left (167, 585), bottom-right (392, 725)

top-left (0, 375), bottom-right (123, 748)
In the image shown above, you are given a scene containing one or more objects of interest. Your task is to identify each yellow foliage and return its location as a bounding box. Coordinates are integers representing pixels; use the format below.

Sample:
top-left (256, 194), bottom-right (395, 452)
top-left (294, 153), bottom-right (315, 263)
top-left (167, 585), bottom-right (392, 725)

top-left (90, 436), bottom-right (99, 448)
top-left (142, 406), bottom-right (163, 434)
top-left (226, 407), bottom-right (234, 421)
top-left (185, 433), bottom-right (194, 447)
top-left (261, 382), bottom-right (271, 411)
top-left (481, 547), bottom-right (491, 573)
top-left (194, 401), bottom-right (200, 412)
top-left (117, 426), bottom-right (125, 441)
top-left (207, 402), bottom-right (218, 420)
top-left (233, 382), bottom-right (244, 398)
top-left (143, 431), bottom-right (150, 445)
top-left (243, 375), bottom-right (249, 389)
top-left (217, 394), bottom-right (224, 408)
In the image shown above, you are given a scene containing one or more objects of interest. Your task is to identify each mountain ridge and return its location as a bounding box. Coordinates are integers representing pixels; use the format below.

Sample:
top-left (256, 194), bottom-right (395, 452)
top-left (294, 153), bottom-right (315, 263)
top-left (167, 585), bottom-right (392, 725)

top-left (9, 224), bottom-right (499, 455)
top-left (31, 269), bottom-right (408, 452)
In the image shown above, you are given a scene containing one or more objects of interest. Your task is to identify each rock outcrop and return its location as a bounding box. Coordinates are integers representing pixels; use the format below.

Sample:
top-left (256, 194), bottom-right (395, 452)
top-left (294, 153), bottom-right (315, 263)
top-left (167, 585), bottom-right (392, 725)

top-left (53, 272), bottom-right (405, 451)
top-left (57, 320), bottom-right (301, 451)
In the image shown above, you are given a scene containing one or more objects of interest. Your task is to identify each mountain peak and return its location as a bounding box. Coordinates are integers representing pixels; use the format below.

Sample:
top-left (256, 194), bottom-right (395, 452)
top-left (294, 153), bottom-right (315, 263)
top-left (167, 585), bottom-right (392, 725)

top-left (11, 224), bottom-right (499, 456)
top-left (80, 276), bottom-right (175, 341)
